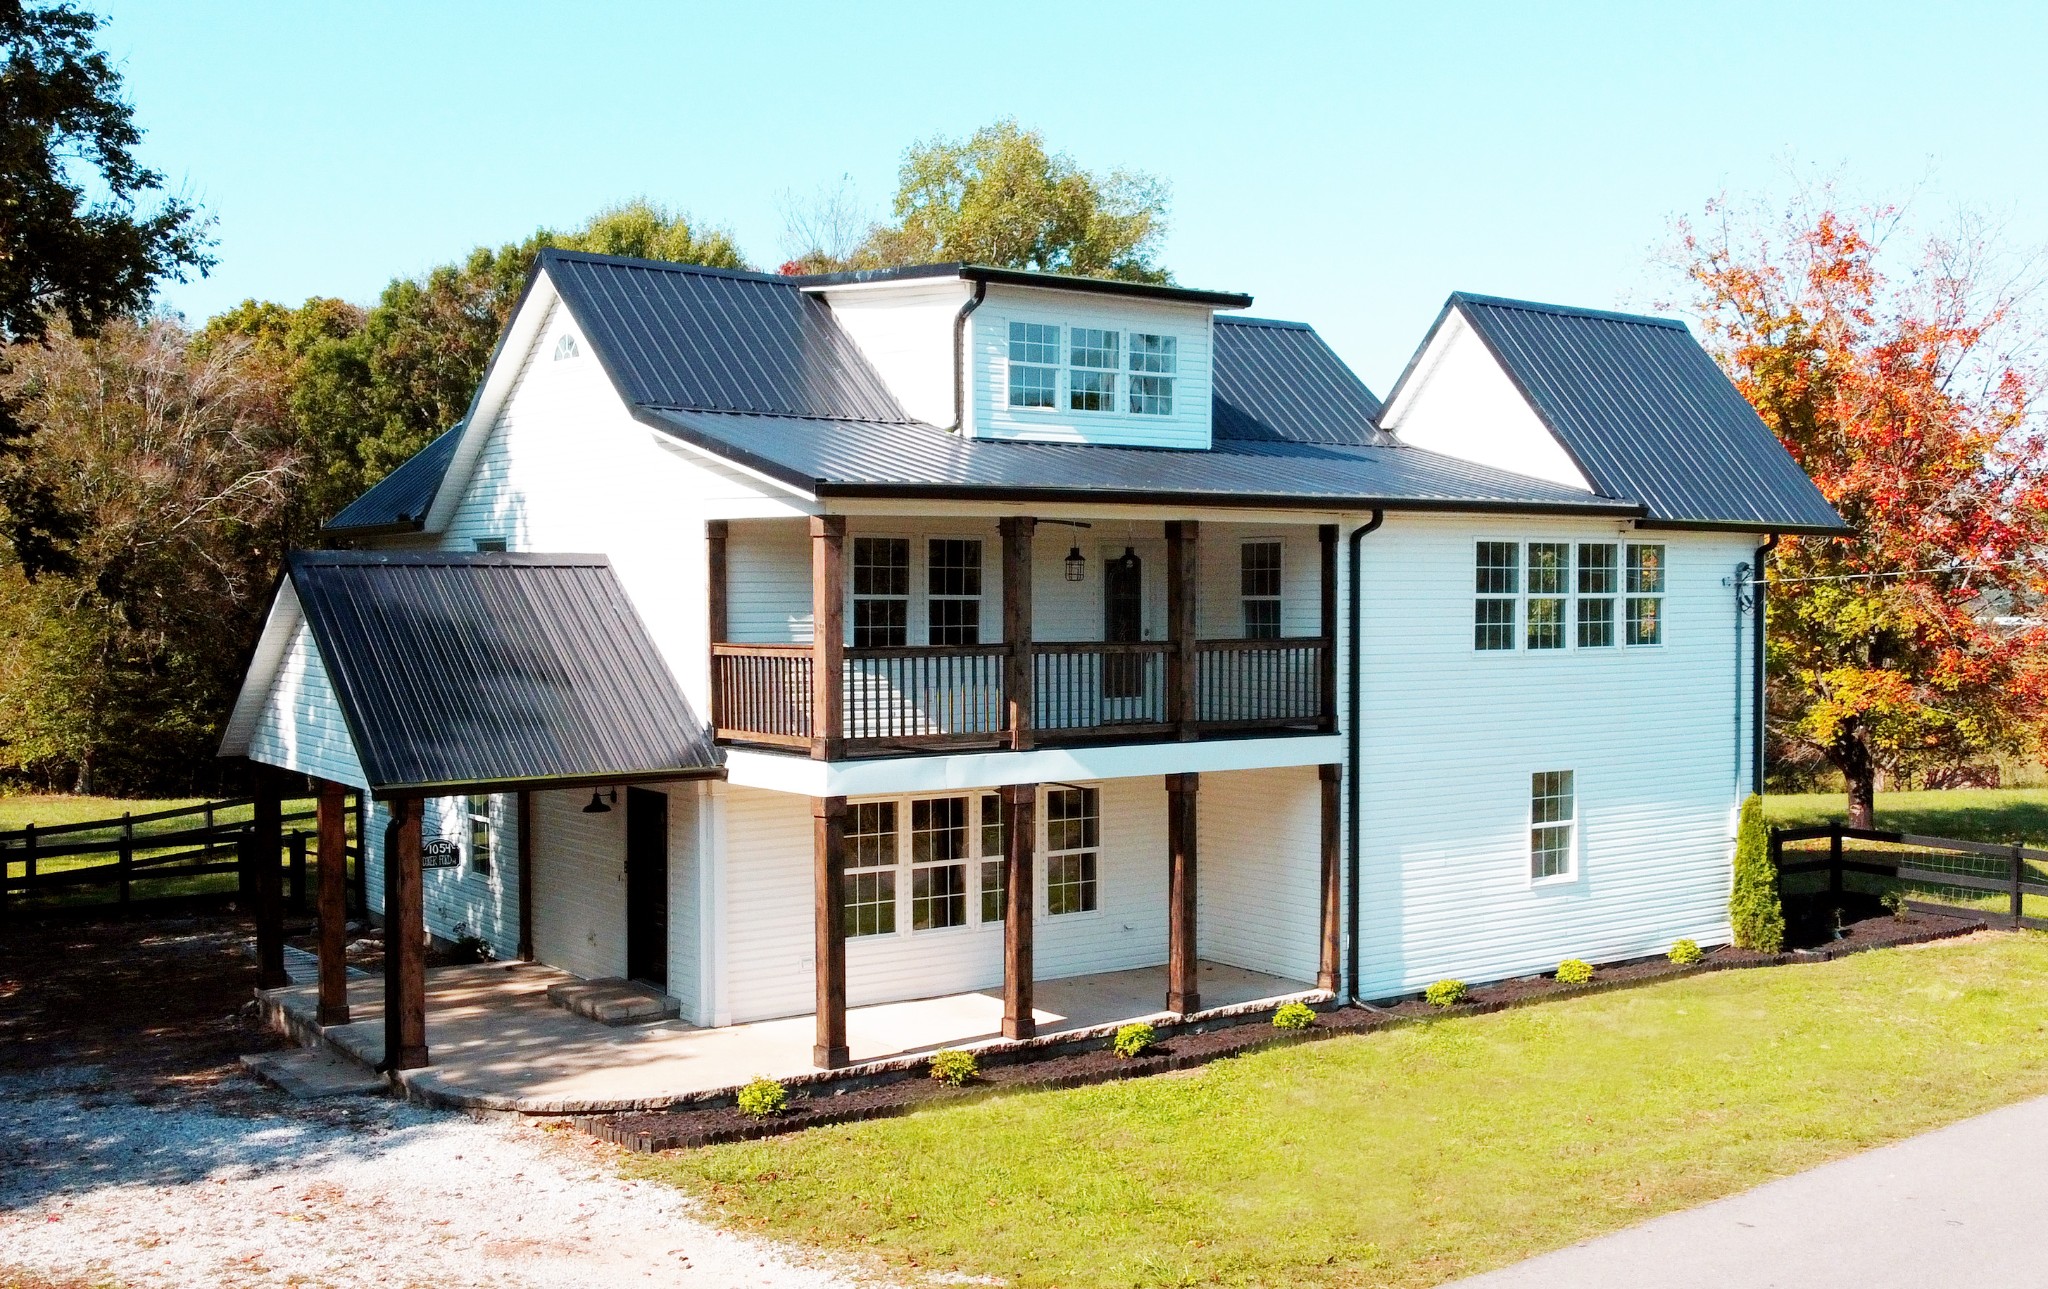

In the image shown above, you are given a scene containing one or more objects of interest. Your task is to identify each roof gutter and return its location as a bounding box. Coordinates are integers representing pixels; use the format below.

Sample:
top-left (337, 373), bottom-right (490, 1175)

top-left (1752, 532), bottom-right (1779, 795)
top-left (948, 279), bottom-right (988, 434)
top-left (1345, 509), bottom-right (1385, 1003)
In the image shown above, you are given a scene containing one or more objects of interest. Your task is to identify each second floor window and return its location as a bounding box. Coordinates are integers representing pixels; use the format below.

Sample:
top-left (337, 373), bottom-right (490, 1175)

top-left (926, 539), bottom-right (983, 646)
top-left (853, 537), bottom-right (910, 648)
top-left (1005, 322), bottom-right (1178, 417)
top-left (1475, 541), bottom-right (1519, 650)
top-left (1069, 328), bottom-right (1120, 412)
top-left (1241, 541), bottom-right (1282, 638)
top-left (1129, 333), bottom-right (1176, 414)
top-left (1007, 321), bottom-right (1060, 409)
top-left (1627, 544), bottom-right (1665, 645)
top-left (1475, 540), bottom-right (1668, 652)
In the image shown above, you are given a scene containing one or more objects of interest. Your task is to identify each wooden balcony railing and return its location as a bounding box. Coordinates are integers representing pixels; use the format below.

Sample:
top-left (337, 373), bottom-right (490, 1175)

top-left (711, 637), bottom-right (1330, 756)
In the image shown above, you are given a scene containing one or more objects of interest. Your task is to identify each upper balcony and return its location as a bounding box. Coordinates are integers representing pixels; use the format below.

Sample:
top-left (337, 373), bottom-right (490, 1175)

top-left (708, 517), bottom-right (1336, 760)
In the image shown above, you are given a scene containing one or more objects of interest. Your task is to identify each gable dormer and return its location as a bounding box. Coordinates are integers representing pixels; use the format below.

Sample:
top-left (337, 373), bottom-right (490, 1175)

top-left (806, 265), bottom-right (1251, 450)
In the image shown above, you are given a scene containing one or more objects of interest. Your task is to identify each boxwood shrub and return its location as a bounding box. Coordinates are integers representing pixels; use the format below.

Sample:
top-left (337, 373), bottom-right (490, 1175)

top-left (928, 1048), bottom-right (978, 1086)
top-left (1423, 979), bottom-right (1468, 1007)
top-left (736, 1076), bottom-right (788, 1118)
top-left (1555, 958), bottom-right (1593, 985)
top-left (1272, 1001), bottom-right (1317, 1030)
top-left (1112, 1022), bottom-right (1157, 1058)
top-left (1668, 938), bottom-right (1704, 965)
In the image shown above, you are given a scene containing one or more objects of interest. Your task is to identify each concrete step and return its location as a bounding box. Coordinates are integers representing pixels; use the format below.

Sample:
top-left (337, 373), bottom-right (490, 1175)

top-left (545, 977), bottom-right (680, 1026)
top-left (240, 1048), bottom-right (387, 1099)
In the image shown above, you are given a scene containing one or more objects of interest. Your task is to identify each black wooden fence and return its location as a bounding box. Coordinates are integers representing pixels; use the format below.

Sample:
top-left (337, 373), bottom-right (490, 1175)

top-left (0, 794), bottom-right (366, 921)
top-left (1771, 822), bottom-right (2048, 930)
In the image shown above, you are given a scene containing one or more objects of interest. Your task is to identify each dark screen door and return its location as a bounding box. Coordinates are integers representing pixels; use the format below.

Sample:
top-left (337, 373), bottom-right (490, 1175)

top-left (625, 787), bottom-right (668, 989)
top-left (1103, 547), bottom-right (1144, 699)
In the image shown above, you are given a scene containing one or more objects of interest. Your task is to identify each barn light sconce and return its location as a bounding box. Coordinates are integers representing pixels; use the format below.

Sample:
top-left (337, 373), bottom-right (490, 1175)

top-left (582, 788), bottom-right (618, 814)
top-left (1064, 544), bottom-right (1086, 582)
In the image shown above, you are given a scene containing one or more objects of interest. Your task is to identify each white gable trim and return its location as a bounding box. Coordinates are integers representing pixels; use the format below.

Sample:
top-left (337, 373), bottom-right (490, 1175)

top-left (421, 271), bottom-right (565, 534)
top-left (219, 581), bottom-right (371, 790)
top-left (219, 580), bottom-right (304, 757)
top-left (1379, 307), bottom-right (1596, 493)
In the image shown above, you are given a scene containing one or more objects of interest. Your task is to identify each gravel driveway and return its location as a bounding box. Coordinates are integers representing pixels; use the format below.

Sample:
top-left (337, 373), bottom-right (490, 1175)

top-left (0, 1066), bottom-right (873, 1289)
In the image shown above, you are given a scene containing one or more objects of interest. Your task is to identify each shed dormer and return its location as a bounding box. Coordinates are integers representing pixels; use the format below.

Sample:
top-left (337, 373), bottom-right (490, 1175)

top-left (805, 265), bottom-right (1251, 450)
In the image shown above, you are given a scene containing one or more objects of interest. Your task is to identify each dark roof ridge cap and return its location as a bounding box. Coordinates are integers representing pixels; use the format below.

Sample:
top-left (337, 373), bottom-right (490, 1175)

top-left (1450, 291), bottom-right (1690, 331)
top-left (534, 246), bottom-right (789, 285)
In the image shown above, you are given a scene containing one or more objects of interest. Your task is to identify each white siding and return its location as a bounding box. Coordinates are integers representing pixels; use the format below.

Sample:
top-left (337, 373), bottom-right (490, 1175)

top-left (816, 280), bottom-right (973, 427)
top-left (967, 285), bottom-right (1215, 449)
top-left (665, 785), bottom-right (702, 1017)
top-left (1381, 311), bottom-right (1594, 492)
top-left (1351, 516), bottom-right (1750, 997)
top-left (244, 618), bottom-right (368, 790)
top-left (1194, 522), bottom-right (1325, 639)
top-left (527, 786), bottom-right (628, 981)
top-left (363, 793), bottom-right (521, 963)
top-left (1199, 766), bottom-right (1322, 983)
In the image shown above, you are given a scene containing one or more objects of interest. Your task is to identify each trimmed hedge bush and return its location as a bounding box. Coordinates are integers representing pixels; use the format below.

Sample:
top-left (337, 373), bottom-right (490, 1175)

top-left (928, 1049), bottom-right (979, 1086)
top-left (1555, 958), bottom-right (1593, 985)
top-left (1423, 979), bottom-right (1468, 1008)
top-left (1272, 1001), bottom-right (1317, 1031)
top-left (736, 1077), bottom-right (788, 1118)
top-left (1668, 938), bottom-right (1703, 965)
top-left (1730, 794), bottom-right (1786, 953)
top-left (1112, 1022), bottom-right (1157, 1058)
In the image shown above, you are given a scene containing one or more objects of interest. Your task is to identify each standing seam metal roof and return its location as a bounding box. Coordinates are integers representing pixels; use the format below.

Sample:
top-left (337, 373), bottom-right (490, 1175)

top-left (325, 423), bottom-right (464, 535)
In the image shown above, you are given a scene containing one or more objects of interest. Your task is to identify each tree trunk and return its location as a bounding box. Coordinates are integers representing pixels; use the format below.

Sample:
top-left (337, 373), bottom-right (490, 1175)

top-left (1834, 731), bottom-right (1877, 830)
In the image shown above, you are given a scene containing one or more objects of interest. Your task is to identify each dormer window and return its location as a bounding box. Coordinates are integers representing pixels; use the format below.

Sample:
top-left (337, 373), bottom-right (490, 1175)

top-left (1004, 321), bottom-right (1179, 417)
top-left (1129, 333), bottom-right (1176, 415)
top-left (1007, 323), bottom-right (1059, 408)
top-left (1068, 328), bottom-right (1120, 412)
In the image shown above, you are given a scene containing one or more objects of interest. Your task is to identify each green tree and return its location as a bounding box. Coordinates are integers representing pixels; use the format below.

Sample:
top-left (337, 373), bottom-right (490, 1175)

top-left (1729, 795), bottom-right (1785, 953)
top-left (0, 1), bottom-right (213, 576)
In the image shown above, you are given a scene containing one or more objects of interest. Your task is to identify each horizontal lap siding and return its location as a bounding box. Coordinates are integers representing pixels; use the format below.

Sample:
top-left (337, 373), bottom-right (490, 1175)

top-left (363, 794), bottom-right (520, 962)
top-left (1195, 523), bottom-right (1324, 640)
top-left (528, 787), bottom-right (627, 981)
top-left (1198, 766), bottom-right (1321, 983)
top-left (246, 623), bottom-right (368, 790)
top-left (1354, 517), bottom-right (1749, 997)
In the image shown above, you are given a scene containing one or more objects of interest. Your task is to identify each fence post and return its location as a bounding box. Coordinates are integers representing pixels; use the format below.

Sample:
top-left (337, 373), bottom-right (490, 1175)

top-left (1829, 823), bottom-right (1844, 902)
top-left (118, 812), bottom-right (134, 911)
top-left (24, 823), bottom-right (37, 901)
top-left (289, 831), bottom-right (308, 915)
top-left (0, 829), bottom-right (11, 925)
top-left (2011, 843), bottom-right (2026, 929)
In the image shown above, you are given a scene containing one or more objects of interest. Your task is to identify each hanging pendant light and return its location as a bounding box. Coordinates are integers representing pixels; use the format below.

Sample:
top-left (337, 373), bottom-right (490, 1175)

top-left (581, 788), bottom-right (616, 814)
top-left (1064, 543), bottom-right (1086, 582)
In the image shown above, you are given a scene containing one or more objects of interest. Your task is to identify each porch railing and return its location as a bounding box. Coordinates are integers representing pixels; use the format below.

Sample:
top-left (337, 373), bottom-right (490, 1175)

top-left (713, 637), bottom-right (1329, 755)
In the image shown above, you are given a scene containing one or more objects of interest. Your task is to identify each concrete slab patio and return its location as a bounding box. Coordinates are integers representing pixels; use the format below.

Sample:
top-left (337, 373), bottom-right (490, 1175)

top-left (261, 958), bottom-right (1317, 1113)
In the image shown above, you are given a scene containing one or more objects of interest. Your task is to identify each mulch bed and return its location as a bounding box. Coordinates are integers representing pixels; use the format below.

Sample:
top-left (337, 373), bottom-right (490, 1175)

top-left (588, 907), bottom-right (1992, 1153)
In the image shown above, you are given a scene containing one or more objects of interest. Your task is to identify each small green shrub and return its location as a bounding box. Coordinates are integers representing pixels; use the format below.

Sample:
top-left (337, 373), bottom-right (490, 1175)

top-left (1423, 979), bottom-right (1468, 1008)
top-left (736, 1077), bottom-right (788, 1118)
top-left (1112, 1022), bottom-right (1157, 1058)
top-left (1272, 1001), bottom-right (1317, 1031)
top-left (1668, 938), bottom-right (1704, 965)
top-left (928, 1049), bottom-right (979, 1086)
top-left (1730, 794), bottom-right (1786, 952)
top-left (1555, 958), bottom-right (1593, 985)
top-left (1881, 889), bottom-right (1910, 921)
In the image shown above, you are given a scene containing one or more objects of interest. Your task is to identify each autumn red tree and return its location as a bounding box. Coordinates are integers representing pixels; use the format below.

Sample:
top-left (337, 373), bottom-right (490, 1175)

top-left (1677, 193), bottom-right (2048, 826)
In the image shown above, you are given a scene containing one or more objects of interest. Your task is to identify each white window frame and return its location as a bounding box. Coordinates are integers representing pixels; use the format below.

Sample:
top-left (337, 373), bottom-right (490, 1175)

top-left (1625, 542), bottom-right (1666, 648)
top-left (978, 791), bottom-right (1007, 925)
top-left (850, 533), bottom-right (912, 649)
top-left (1473, 539), bottom-right (1670, 654)
top-left (1576, 542), bottom-right (1619, 649)
top-left (1240, 539), bottom-right (1284, 639)
top-left (1529, 770), bottom-right (1577, 884)
top-left (1002, 321), bottom-right (1182, 420)
top-left (925, 537), bottom-right (985, 647)
top-left (466, 795), bottom-right (493, 876)
top-left (844, 792), bottom-right (1012, 942)
top-left (1043, 785), bottom-right (1101, 918)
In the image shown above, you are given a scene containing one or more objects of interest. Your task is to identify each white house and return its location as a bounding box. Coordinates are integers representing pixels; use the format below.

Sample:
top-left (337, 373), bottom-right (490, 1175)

top-left (221, 251), bottom-right (1844, 1075)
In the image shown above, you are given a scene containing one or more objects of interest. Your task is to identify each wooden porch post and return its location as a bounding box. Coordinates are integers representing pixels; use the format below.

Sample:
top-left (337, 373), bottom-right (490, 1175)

top-left (1001, 517), bottom-right (1036, 751)
top-left (315, 780), bottom-right (351, 1026)
top-left (252, 768), bottom-right (287, 991)
top-left (1165, 772), bottom-right (1200, 1013)
top-left (813, 794), bottom-right (849, 1067)
top-left (516, 789), bottom-right (535, 961)
top-left (811, 516), bottom-right (845, 762)
top-left (1319, 524), bottom-right (1339, 732)
top-left (1166, 521), bottom-right (1200, 740)
top-left (1318, 763), bottom-right (1342, 993)
top-left (706, 519), bottom-right (729, 645)
top-left (383, 797), bottom-right (429, 1071)
top-left (1001, 782), bottom-right (1037, 1039)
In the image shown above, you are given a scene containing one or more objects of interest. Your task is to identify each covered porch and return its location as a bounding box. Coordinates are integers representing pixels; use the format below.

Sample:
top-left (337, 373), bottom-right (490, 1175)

top-left (263, 956), bottom-right (1321, 1113)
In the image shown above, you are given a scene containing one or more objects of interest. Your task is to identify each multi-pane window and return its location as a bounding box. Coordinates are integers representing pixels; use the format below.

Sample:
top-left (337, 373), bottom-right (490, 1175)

top-left (1525, 542), bottom-right (1568, 650)
top-left (844, 802), bottom-right (898, 937)
top-left (1475, 541), bottom-right (1519, 650)
top-left (1241, 541), bottom-right (1283, 639)
top-left (466, 795), bottom-right (492, 875)
top-left (1045, 786), bottom-right (1100, 916)
top-left (1128, 333), bottom-right (1176, 415)
top-left (910, 797), bottom-right (970, 930)
top-left (979, 792), bottom-right (1006, 924)
top-left (1626, 544), bottom-right (1665, 646)
top-left (1068, 327), bottom-right (1120, 411)
top-left (1530, 771), bottom-right (1576, 881)
top-left (926, 539), bottom-right (983, 646)
top-left (1576, 543), bottom-right (1618, 648)
top-left (1007, 322), bottom-right (1060, 409)
top-left (852, 537), bottom-right (910, 648)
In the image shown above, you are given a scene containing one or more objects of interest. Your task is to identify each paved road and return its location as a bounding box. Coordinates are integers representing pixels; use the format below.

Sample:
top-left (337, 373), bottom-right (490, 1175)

top-left (1452, 1093), bottom-right (2048, 1288)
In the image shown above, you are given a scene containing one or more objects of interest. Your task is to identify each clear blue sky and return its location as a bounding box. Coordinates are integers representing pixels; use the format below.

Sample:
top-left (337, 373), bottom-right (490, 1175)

top-left (94, 1), bottom-right (2048, 391)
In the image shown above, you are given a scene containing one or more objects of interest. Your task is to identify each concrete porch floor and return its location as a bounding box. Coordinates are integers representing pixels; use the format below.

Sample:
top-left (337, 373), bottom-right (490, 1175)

top-left (262, 958), bottom-right (1319, 1113)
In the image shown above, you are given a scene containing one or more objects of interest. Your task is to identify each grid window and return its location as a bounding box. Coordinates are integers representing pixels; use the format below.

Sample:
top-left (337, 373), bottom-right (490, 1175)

top-left (1241, 541), bottom-right (1283, 639)
top-left (1007, 322), bottom-right (1060, 408)
top-left (1128, 333), bottom-right (1176, 415)
top-left (979, 792), bottom-right (1006, 924)
top-left (845, 801), bottom-right (898, 937)
top-left (909, 797), bottom-right (970, 930)
top-left (926, 538), bottom-right (983, 646)
top-left (1530, 770), bottom-right (1576, 881)
top-left (1526, 542), bottom-right (1568, 650)
top-left (466, 795), bottom-right (492, 875)
top-left (1045, 786), bottom-right (1099, 915)
top-left (1626, 544), bottom-right (1665, 646)
top-left (1069, 327), bottom-right (1120, 412)
top-left (1577, 596), bottom-right (1615, 648)
top-left (852, 537), bottom-right (910, 648)
top-left (1577, 543), bottom-right (1618, 647)
top-left (1475, 541), bottom-right (1519, 650)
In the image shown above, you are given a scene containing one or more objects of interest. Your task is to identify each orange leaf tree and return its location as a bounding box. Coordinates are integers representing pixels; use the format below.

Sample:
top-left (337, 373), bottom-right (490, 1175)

top-left (1677, 194), bottom-right (2048, 825)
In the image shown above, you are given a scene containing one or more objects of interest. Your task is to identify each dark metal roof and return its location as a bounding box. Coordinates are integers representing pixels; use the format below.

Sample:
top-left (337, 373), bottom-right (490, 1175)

top-left (1212, 317), bottom-right (1390, 446)
top-left (542, 249), bottom-right (912, 421)
top-left (1424, 293), bottom-right (1847, 533)
top-left (642, 408), bottom-right (1640, 514)
top-left (288, 551), bottom-right (718, 797)
top-left (797, 262), bottom-right (1254, 309)
top-left (325, 423), bottom-right (463, 535)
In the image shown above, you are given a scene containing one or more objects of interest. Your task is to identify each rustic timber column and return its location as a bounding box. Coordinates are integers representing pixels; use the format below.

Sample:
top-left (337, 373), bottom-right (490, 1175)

top-left (811, 516), bottom-right (846, 761)
top-left (813, 795), bottom-right (849, 1067)
top-left (1001, 782), bottom-right (1038, 1039)
top-left (252, 769), bottom-right (287, 991)
top-left (1165, 772), bottom-right (1200, 1013)
top-left (1165, 520), bottom-right (1200, 740)
top-left (1318, 763), bottom-right (1342, 993)
top-left (383, 797), bottom-right (429, 1071)
top-left (1319, 524), bottom-right (1339, 732)
top-left (516, 789), bottom-right (535, 961)
top-left (1000, 517), bottom-right (1036, 750)
top-left (706, 519), bottom-right (729, 644)
top-left (315, 780), bottom-right (351, 1026)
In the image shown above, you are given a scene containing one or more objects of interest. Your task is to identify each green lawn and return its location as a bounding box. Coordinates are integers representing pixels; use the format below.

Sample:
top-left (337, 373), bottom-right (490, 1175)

top-left (0, 793), bottom-right (211, 832)
top-left (643, 934), bottom-right (2048, 1288)
top-left (1764, 787), bottom-right (2048, 844)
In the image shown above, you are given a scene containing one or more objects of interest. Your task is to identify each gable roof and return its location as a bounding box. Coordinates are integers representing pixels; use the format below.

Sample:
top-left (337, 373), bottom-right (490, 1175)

top-left (326, 422), bottom-right (464, 536)
top-left (1212, 317), bottom-right (1390, 446)
top-left (1385, 294), bottom-right (1846, 533)
top-left (279, 551), bottom-right (718, 796)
